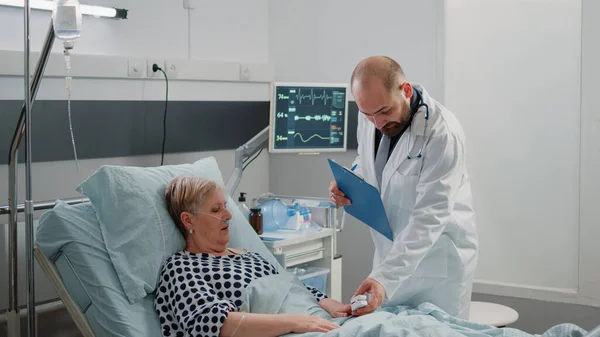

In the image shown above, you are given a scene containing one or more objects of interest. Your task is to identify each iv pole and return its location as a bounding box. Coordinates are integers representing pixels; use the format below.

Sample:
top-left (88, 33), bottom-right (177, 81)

top-left (23, 0), bottom-right (37, 336)
top-left (3, 4), bottom-right (127, 336)
top-left (0, 3), bottom-right (128, 336)
top-left (5, 16), bottom-right (54, 337)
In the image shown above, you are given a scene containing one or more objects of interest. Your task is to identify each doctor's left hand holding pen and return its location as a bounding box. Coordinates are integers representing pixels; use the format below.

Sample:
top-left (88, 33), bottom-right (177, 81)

top-left (328, 164), bottom-right (357, 207)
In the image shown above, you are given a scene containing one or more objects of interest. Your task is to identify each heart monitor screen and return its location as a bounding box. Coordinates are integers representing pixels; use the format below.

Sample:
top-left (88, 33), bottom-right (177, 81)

top-left (271, 84), bottom-right (348, 152)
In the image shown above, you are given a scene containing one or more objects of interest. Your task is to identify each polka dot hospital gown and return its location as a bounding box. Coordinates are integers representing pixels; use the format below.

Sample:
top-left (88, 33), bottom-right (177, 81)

top-left (154, 250), bottom-right (327, 337)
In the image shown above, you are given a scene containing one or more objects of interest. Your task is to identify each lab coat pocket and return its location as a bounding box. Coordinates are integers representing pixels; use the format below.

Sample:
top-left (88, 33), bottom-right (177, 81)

top-left (396, 158), bottom-right (422, 177)
top-left (390, 171), bottom-right (419, 211)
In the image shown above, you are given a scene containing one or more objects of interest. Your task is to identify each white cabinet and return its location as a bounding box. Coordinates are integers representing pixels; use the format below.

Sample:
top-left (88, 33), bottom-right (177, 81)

top-left (260, 228), bottom-right (343, 302)
top-left (252, 193), bottom-right (344, 302)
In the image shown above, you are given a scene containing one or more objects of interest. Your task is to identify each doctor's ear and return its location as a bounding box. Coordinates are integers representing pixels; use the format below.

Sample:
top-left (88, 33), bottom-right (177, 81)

top-left (399, 82), bottom-right (413, 99)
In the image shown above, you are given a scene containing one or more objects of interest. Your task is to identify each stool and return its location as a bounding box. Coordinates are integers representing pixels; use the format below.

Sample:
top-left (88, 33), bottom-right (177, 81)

top-left (469, 301), bottom-right (519, 327)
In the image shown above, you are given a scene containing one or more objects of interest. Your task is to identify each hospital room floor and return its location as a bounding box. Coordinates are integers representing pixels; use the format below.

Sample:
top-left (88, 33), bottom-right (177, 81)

top-left (0, 309), bottom-right (81, 337)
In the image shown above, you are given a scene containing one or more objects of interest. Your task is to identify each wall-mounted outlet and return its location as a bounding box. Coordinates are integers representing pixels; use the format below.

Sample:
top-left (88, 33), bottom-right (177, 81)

top-left (147, 59), bottom-right (165, 78)
top-left (128, 58), bottom-right (145, 78)
top-left (165, 60), bottom-right (179, 79)
top-left (240, 66), bottom-right (250, 81)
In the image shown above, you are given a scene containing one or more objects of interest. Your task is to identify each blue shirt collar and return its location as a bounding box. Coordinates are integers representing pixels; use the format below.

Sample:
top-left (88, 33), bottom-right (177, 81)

top-left (410, 86), bottom-right (421, 114)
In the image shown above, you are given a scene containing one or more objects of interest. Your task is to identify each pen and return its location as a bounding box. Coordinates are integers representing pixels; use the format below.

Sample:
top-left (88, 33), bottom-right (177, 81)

top-left (351, 164), bottom-right (358, 171)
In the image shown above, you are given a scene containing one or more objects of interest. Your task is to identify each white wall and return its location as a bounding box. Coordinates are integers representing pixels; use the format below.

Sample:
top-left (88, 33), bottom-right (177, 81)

top-left (268, 0), bottom-right (444, 100)
top-left (579, 0), bottom-right (600, 306)
top-left (0, 0), bottom-right (271, 102)
top-left (445, 0), bottom-right (599, 307)
top-left (267, 0), bottom-right (445, 301)
top-left (0, 0), bottom-right (272, 311)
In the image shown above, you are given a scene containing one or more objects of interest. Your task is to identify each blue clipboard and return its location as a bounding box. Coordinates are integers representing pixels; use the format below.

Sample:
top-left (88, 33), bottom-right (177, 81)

top-left (327, 158), bottom-right (393, 241)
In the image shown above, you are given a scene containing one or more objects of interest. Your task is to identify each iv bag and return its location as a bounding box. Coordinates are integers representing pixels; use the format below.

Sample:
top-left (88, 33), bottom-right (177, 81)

top-left (53, 0), bottom-right (82, 46)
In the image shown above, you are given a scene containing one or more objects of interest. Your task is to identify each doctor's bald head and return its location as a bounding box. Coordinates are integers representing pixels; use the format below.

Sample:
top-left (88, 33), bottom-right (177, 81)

top-left (351, 56), bottom-right (414, 137)
top-left (350, 56), bottom-right (405, 93)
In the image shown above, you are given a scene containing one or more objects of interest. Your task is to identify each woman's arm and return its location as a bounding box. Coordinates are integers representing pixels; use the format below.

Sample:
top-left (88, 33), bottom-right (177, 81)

top-left (219, 311), bottom-right (340, 337)
top-left (305, 284), bottom-right (328, 301)
top-left (318, 298), bottom-right (352, 318)
top-left (157, 260), bottom-right (340, 337)
top-left (304, 284), bottom-right (351, 318)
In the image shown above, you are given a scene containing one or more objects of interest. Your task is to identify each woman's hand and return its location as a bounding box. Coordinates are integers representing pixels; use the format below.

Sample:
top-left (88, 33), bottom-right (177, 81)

top-left (318, 298), bottom-right (352, 318)
top-left (285, 314), bottom-right (341, 333)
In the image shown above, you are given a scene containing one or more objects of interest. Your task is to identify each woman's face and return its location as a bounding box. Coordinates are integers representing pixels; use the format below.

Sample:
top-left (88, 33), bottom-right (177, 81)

top-left (188, 190), bottom-right (232, 249)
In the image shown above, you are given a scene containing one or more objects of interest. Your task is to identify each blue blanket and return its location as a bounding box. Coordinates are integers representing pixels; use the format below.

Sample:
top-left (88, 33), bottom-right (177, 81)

top-left (239, 273), bottom-right (588, 337)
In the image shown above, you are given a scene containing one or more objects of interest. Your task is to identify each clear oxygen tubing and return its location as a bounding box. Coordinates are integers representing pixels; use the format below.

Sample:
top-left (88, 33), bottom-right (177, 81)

top-left (63, 42), bottom-right (79, 171)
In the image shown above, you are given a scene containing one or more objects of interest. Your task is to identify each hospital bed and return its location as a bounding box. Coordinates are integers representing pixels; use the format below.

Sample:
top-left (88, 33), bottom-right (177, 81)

top-left (27, 157), bottom-right (598, 337)
top-left (31, 156), bottom-right (298, 336)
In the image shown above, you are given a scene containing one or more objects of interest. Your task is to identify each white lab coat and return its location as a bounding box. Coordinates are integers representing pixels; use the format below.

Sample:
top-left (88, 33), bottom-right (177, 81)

top-left (351, 84), bottom-right (478, 319)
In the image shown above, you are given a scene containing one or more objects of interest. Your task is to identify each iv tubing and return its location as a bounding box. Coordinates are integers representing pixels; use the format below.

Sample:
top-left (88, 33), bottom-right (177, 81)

top-left (64, 46), bottom-right (79, 171)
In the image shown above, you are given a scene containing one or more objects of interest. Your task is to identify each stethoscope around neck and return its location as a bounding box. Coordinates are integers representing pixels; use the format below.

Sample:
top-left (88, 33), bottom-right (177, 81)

top-left (406, 89), bottom-right (430, 160)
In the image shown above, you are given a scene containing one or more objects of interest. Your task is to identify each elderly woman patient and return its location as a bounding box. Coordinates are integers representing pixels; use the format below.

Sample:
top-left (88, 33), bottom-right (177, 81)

top-left (155, 176), bottom-right (350, 337)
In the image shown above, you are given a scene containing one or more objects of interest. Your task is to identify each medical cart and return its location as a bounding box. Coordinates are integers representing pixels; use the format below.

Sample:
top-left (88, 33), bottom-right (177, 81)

top-left (253, 193), bottom-right (344, 302)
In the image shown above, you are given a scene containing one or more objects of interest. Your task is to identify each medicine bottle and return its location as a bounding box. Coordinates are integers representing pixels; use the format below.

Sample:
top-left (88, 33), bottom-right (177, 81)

top-left (237, 192), bottom-right (251, 220)
top-left (249, 208), bottom-right (263, 235)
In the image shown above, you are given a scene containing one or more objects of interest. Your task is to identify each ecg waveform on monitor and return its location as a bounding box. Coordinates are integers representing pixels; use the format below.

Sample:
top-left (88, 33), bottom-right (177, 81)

top-left (293, 133), bottom-right (331, 143)
top-left (288, 88), bottom-right (334, 106)
top-left (294, 114), bottom-right (332, 122)
top-left (274, 133), bottom-right (331, 143)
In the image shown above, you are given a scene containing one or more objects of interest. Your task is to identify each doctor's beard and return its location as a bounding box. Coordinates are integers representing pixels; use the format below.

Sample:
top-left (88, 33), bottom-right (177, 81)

top-left (380, 97), bottom-right (412, 137)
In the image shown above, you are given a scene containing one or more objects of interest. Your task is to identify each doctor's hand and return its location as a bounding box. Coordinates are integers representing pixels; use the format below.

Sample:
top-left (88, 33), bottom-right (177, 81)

top-left (329, 181), bottom-right (351, 207)
top-left (352, 278), bottom-right (385, 316)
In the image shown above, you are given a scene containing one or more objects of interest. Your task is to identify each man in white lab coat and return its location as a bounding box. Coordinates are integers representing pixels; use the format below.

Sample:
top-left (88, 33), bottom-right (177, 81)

top-left (329, 56), bottom-right (478, 319)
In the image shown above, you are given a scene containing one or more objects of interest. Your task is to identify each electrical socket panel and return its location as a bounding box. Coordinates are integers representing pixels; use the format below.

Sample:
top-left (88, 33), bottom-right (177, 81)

top-left (165, 60), bottom-right (179, 79)
top-left (147, 59), bottom-right (166, 78)
top-left (128, 58), bottom-right (146, 78)
top-left (239, 66), bottom-right (250, 81)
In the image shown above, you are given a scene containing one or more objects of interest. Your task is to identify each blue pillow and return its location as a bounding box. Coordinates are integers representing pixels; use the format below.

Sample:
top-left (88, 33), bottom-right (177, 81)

top-left (76, 156), bottom-right (282, 304)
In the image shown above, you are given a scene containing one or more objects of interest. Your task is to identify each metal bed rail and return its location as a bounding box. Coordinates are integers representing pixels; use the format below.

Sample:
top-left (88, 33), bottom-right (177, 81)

top-left (1, 196), bottom-right (89, 336)
top-left (0, 197), bottom-right (89, 216)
